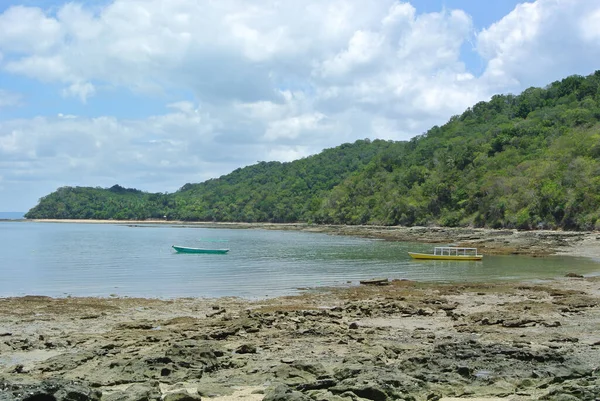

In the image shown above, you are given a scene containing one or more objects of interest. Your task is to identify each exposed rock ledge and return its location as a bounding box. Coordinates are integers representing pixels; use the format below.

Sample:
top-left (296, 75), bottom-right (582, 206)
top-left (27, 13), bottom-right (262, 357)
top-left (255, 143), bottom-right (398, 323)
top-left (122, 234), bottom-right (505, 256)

top-left (1, 278), bottom-right (600, 400)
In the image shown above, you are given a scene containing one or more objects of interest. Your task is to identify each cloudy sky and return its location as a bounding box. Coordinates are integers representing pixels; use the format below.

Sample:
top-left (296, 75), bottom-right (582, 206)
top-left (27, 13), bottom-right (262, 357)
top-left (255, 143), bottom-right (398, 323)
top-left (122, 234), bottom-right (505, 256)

top-left (1, 0), bottom-right (599, 212)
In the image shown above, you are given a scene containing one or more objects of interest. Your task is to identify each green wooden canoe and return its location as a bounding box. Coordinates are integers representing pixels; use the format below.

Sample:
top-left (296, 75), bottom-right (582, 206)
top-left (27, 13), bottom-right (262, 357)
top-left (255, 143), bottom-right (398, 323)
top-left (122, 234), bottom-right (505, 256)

top-left (172, 245), bottom-right (229, 254)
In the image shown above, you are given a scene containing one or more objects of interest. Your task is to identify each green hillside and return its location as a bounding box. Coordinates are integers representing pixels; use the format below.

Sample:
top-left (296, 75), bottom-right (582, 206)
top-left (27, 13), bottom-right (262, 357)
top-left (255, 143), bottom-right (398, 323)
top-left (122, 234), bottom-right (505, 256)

top-left (24, 139), bottom-right (388, 222)
top-left (25, 71), bottom-right (600, 230)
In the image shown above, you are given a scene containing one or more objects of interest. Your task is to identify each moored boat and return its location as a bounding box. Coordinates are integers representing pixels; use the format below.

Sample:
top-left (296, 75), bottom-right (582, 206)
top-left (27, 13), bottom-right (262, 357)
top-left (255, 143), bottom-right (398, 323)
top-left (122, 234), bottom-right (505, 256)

top-left (172, 245), bottom-right (229, 254)
top-left (408, 247), bottom-right (482, 261)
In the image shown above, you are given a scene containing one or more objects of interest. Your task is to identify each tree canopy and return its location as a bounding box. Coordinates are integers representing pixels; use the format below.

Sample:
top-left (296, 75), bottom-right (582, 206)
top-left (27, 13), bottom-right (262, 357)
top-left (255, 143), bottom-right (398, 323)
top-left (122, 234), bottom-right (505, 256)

top-left (25, 71), bottom-right (600, 230)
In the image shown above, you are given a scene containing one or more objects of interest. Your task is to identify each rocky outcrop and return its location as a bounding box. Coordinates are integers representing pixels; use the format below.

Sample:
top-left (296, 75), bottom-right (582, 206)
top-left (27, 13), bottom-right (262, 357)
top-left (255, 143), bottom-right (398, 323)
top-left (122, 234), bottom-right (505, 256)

top-left (1, 278), bottom-right (600, 400)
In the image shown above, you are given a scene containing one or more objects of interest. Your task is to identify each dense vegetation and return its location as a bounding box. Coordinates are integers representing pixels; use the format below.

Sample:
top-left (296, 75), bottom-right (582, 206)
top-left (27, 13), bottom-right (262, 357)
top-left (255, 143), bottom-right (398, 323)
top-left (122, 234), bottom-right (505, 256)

top-left (26, 71), bottom-right (600, 230)
top-left (25, 140), bottom-right (388, 222)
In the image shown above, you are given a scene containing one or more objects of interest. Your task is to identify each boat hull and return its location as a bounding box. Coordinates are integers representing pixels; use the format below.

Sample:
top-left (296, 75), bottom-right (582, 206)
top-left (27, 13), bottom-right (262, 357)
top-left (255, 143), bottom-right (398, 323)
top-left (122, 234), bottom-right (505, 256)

top-left (408, 252), bottom-right (482, 261)
top-left (172, 246), bottom-right (229, 254)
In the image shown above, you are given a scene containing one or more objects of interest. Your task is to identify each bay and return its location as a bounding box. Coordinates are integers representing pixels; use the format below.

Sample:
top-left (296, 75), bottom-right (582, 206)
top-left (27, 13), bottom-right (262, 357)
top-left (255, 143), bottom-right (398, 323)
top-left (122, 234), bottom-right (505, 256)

top-left (1, 222), bottom-right (599, 299)
top-left (0, 212), bottom-right (24, 220)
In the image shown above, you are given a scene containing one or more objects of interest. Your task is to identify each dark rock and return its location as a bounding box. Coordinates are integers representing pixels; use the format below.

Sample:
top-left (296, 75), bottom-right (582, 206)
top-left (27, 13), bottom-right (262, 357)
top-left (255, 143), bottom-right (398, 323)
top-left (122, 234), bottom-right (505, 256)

top-left (565, 273), bottom-right (584, 278)
top-left (84, 342), bottom-right (221, 386)
top-left (329, 383), bottom-right (389, 401)
top-left (206, 309), bottom-right (226, 317)
top-left (235, 344), bottom-right (257, 354)
top-left (165, 341), bottom-right (220, 372)
top-left (456, 366), bottom-right (471, 377)
top-left (1, 379), bottom-right (101, 401)
top-left (359, 279), bottom-right (389, 286)
top-left (296, 379), bottom-right (338, 391)
top-left (208, 324), bottom-right (241, 339)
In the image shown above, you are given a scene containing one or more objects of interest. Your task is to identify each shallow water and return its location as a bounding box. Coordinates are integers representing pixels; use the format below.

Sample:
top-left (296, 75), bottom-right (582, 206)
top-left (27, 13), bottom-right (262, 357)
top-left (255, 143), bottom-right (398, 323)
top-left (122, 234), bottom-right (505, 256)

top-left (1, 222), bottom-right (599, 298)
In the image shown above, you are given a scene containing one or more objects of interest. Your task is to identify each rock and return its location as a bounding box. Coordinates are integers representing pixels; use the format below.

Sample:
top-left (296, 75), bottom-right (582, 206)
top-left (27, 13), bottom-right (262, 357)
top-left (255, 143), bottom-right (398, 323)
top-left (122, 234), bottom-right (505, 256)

top-left (296, 379), bottom-right (338, 391)
top-left (263, 384), bottom-right (312, 401)
top-left (102, 383), bottom-right (161, 401)
top-left (163, 391), bottom-right (202, 401)
top-left (37, 352), bottom-right (96, 373)
top-left (502, 318), bottom-right (538, 327)
top-left (272, 361), bottom-right (327, 386)
top-left (543, 394), bottom-right (582, 401)
top-left (235, 343), bottom-right (257, 354)
top-left (115, 320), bottom-right (155, 330)
top-left (426, 392), bottom-right (442, 401)
top-left (456, 365), bottom-right (471, 377)
top-left (302, 390), bottom-right (349, 401)
top-left (348, 322), bottom-right (359, 330)
top-left (206, 308), bottom-right (226, 317)
top-left (564, 273), bottom-right (584, 278)
top-left (329, 382), bottom-right (389, 401)
top-left (333, 365), bottom-right (365, 381)
top-left (0, 379), bottom-right (101, 401)
top-left (359, 279), bottom-right (389, 286)
top-left (289, 360), bottom-right (327, 377)
top-left (209, 324), bottom-right (242, 339)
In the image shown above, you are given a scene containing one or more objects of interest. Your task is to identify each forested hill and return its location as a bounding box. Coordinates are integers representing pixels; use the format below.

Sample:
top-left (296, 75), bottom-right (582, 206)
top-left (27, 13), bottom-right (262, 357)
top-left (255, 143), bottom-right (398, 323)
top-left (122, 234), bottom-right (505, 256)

top-left (26, 71), bottom-right (600, 230)
top-left (24, 139), bottom-right (389, 222)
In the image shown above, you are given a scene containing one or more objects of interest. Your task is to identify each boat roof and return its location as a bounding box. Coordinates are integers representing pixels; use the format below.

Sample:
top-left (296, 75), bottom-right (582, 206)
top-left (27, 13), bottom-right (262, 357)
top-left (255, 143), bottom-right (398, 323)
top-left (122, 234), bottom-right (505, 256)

top-left (434, 246), bottom-right (478, 250)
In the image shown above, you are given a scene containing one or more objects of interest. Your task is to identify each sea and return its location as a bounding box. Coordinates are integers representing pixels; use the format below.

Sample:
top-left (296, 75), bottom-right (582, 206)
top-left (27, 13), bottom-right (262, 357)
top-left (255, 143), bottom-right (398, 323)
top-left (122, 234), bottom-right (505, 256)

top-left (0, 212), bottom-right (24, 220)
top-left (1, 221), bottom-right (599, 299)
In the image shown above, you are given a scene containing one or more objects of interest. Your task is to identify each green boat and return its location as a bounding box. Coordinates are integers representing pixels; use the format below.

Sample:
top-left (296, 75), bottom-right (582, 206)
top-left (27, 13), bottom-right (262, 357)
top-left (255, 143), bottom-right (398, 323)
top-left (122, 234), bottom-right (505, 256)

top-left (172, 245), bottom-right (229, 254)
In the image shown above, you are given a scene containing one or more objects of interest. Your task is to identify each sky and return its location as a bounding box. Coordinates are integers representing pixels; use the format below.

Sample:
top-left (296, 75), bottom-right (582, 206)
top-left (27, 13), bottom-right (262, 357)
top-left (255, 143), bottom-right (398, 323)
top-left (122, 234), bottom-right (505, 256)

top-left (1, 0), bottom-right (600, 212)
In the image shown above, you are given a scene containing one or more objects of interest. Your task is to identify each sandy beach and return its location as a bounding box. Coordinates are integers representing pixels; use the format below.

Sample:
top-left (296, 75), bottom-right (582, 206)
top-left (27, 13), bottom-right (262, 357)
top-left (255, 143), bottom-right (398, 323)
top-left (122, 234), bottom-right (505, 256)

top-left (2, 222), bottom-right (600, 400)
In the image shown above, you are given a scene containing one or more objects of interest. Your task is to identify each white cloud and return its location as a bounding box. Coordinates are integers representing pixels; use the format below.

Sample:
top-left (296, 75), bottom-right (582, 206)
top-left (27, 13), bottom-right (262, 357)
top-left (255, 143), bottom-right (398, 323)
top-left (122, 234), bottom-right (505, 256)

top-left (0, 107), bottom-right (224, 193)
top-left (1, 0), bottom-right (600, 211)
top-left (5, 55), bottom-right (69, 82)
top-left (0, 89), bottom-right (22, 108)
top-left (580, 8), bottom-right (600, 41)
top-left (62, 81), bottom-right (96, 102)
top-left (264, 113), bottom-right (328, 140)
top-left (477, 0), bottom-right (600, 90)
top-left (0, 6), bottom-right (63, 54)
top-left (319, 30), bottom-right (384, 78)
top-left (266, 145), bottom-right (311, 163)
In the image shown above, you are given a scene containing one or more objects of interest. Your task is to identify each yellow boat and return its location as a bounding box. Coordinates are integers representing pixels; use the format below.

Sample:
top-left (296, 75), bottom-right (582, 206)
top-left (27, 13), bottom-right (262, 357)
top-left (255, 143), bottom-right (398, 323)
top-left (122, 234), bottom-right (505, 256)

top-left (408, 247), bottom-right (483, 261)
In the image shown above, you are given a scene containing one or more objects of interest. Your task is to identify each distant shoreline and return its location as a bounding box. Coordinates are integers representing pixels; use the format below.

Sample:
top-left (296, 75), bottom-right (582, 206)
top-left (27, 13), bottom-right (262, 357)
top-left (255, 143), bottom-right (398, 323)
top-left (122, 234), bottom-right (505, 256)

top-left (18, 219), bottom-right (600, 259)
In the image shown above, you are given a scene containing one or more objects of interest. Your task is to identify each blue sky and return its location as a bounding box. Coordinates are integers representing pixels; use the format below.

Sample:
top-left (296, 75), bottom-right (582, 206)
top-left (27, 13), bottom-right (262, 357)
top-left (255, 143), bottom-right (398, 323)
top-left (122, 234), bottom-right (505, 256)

top-left (1, 0), bottom-right (600, 212)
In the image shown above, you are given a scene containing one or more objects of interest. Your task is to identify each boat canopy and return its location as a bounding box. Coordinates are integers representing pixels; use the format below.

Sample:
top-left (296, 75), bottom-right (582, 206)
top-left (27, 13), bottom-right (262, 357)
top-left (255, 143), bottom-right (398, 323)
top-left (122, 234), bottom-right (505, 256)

top-left (433, 247), bottom-right (480, 256)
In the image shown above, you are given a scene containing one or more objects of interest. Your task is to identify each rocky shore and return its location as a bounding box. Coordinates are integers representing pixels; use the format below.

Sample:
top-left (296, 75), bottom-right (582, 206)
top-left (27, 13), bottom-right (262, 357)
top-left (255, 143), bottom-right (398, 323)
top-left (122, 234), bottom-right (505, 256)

top-left (3, 223), bottom-right (600, 400)
top-left (1, 277), bottom-right (600, 401)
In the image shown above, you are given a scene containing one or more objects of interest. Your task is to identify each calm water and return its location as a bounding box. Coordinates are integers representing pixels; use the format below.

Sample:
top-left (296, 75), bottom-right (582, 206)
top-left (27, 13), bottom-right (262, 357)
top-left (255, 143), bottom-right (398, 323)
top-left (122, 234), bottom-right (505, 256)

top-left (1, 222), bottom-right (599, 299)
top-left (0, 212), bottom-right (24, 220)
